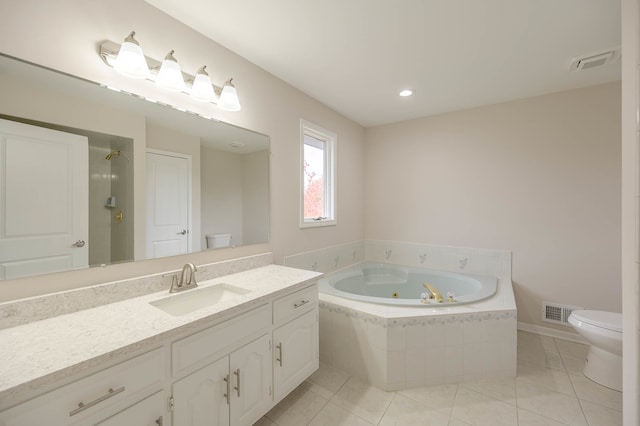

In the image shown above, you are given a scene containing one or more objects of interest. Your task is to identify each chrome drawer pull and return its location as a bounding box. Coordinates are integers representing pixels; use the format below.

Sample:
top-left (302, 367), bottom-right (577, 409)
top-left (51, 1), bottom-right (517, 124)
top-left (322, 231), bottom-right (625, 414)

top-left (234, 369), bottom-right (241, 397)
top-left (69, 386), bottom-right (125, 416)
top-left (293, 299), bottom-right (309, 309)
top-left (276, 343), bottom-right (283, 367)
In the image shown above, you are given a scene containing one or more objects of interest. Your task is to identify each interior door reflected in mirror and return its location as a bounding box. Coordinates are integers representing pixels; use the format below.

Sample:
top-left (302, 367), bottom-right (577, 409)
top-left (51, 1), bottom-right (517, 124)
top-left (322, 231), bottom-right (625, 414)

top-left (0, 53), bottom-right (269, 280)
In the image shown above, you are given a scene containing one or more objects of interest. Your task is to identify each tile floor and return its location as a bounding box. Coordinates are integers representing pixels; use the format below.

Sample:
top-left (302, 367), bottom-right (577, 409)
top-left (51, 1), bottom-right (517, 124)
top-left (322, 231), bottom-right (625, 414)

top-left (254, 331), bottom-right (622, 426)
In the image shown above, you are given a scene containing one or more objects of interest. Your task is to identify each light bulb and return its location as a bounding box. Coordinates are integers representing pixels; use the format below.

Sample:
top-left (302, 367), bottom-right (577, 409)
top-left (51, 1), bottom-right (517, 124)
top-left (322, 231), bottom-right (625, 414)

top-left (156, 50), bottom-right (185, 92)
top-left (190, 66), bottom-right (217, 102)
top-left (113, 31), bottom-right (150, 79)
top-left (218, 78), bottom-right (241, 111)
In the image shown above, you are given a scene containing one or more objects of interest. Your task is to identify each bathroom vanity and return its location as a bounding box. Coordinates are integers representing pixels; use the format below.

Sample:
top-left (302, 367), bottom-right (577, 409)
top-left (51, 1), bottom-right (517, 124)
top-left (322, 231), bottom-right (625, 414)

top-left (0, 263), bottom-right (320, 426)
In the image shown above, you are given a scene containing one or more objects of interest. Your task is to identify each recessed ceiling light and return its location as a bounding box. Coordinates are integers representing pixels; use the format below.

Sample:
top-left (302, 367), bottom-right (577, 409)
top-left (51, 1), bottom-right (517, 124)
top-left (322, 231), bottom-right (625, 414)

top-left (399, 89), bottom-right (413, 97)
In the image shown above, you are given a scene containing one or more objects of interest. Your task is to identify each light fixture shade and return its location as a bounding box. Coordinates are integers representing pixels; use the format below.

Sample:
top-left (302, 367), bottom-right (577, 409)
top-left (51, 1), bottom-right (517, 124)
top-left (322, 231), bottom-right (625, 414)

top-left (218, 78), bottom-right (241, 111)
top-left (190, 66), bottom-right (217, 102)
top-left (156, 50), bottom-right (185, 92)
top-left (113, 32), bottom-right (150, 79)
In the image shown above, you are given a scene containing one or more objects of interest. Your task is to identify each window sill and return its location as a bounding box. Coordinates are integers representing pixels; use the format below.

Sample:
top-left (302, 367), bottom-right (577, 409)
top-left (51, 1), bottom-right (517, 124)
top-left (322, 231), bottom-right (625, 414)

top-left (300, 219), bottom-right (337, 229)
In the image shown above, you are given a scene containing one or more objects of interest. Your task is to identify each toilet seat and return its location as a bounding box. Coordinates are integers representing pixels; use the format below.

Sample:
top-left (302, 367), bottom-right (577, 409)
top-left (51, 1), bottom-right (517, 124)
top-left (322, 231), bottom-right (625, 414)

top-left (570, 310), bottom-right (622, 333)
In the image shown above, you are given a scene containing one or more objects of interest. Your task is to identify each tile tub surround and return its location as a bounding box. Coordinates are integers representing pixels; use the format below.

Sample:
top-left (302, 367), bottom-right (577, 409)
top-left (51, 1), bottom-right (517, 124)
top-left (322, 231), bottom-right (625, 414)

top-left (287, 241), bottom-right (515, 390)
top-left (319, 299), bottom-right (516, 391)
top-left (0, 252), bottom-right (273, 330)
top-left (0, 263), bottom-right (321, 408)
top-left (284, 239), bottom-right (511, 278)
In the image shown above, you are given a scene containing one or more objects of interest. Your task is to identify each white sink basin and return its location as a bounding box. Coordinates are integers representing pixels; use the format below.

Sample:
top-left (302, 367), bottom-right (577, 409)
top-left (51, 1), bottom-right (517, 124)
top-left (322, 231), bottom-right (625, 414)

top-left (150, 283), bottom-right (251, 316)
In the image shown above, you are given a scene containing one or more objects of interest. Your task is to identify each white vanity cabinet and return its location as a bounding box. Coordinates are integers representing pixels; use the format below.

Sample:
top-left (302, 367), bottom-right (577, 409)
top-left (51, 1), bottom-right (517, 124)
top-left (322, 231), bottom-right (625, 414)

top-left (272, 285), bottom-right (319, 402)
top-left (0, 347), bottom-right (164, 426)
top-left (169, 304), bottom-right (273, 426)
top-left (0, 273), bottom-right (320, 426)
top-left (172, 334), bottom-right (272, 426)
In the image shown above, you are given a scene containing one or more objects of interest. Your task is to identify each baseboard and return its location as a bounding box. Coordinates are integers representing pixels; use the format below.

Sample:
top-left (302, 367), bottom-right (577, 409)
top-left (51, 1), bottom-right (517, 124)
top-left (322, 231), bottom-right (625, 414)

top-left (517, 321), bottom-right (587, 344)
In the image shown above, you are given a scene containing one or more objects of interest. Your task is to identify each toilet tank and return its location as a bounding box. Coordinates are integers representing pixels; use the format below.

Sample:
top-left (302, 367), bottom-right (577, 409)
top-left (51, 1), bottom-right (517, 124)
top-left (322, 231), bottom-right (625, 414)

top-left (206, 233), bottom-right (232, 249)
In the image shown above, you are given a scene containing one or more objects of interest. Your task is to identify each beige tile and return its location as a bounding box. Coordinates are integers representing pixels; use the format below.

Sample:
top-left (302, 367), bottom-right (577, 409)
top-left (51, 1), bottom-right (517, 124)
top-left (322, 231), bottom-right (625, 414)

top-left (378, 393), bottom-right (450, 426)
top-left (398, 383), bottom-right (458, 416)
top-left (560, 354), bottom-right (585, 375)
top-left (331, 376), bottom-right (394, 424)
top-left (308, 401), bottom-right (375, 426)
top-left (518, 331), bottom-right (559, 353)
top-left (516, 361), bottom-right (574, 396)
top-left (579, 399), bottom-right (623, 426)
top-left (265, 385), bottom-right (328, 426)
top-left (517, 408), bottom-right (569, 425)
top-left (515, 381), bottom-right (587, 425)
top-left (553, 339), bottom-right (589, 358)
top-left (517, 344), bottom-right (565, 371)
top-left (517, 331), bottom-right (565, 371)
top-left (305, 362), bottom-right (350, 398)
top-left (553, 339), bottom-right (588, 359)
top-left (569, 373), bottom-right (623, 411)
top-left (460, 377), bottom-right (516, 405)
top-left (451, 387), bottom-right (518, 426)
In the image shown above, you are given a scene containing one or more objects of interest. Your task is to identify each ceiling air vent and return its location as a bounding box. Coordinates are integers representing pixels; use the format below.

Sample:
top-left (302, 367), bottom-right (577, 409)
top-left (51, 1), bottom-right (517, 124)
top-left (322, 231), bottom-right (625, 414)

top-left (569, 48), bottom-right (619, 72)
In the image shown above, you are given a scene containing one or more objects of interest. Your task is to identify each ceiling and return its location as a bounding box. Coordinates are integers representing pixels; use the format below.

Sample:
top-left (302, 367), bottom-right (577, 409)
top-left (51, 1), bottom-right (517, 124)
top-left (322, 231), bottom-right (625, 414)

top-left (145, 0), bottom-right (621, 128)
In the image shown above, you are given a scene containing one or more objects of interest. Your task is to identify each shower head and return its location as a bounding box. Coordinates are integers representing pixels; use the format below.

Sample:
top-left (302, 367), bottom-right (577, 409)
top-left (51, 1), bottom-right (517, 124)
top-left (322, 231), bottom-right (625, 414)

top-left (105, 150), bottom-right (121, 160)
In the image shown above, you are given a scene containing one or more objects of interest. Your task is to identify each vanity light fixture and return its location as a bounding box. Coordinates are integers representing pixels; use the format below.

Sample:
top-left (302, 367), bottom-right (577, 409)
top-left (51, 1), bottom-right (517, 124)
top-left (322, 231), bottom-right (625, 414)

top-left (156, 50), bottom-right (185, 92)
top-left (99, 31), bottom-right (241, 111)
top-left (190, 66), bottom-right (217, 102)
top-left (218, 78), bottom-right (241, 111)
top-left (113, 32), bottom-right (150, 79)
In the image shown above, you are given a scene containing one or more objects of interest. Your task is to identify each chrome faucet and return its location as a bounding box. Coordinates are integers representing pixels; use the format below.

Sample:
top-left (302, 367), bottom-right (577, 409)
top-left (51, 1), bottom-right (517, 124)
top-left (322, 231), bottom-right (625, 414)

top-left (169, 263), bottom-right (198, 293)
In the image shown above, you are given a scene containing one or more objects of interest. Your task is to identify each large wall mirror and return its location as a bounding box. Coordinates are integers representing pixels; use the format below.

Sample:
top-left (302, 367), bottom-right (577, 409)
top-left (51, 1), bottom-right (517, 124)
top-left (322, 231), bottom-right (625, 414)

top-left (0, 54), bottom-right (269, 281)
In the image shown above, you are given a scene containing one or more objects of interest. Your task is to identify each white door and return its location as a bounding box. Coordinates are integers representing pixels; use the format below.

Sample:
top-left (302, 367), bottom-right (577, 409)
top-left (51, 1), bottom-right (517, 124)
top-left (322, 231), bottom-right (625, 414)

top-left (0, 118), bottom-right (88, 279)
top-left (146, 151), bottom-right (191, 259)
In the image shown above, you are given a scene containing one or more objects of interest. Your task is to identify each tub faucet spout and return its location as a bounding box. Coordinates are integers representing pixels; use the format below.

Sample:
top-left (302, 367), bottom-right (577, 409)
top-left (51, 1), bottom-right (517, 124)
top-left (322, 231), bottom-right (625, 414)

top-left (423, 283), bottom-right (443, 303)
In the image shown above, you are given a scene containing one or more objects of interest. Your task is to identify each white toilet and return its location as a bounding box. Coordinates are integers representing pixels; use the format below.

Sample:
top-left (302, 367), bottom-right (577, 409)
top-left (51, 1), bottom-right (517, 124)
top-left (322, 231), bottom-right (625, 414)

top-left (568, 310), bottom-right (622, 391)
top-left (206, 233), bottom-right (232, 249)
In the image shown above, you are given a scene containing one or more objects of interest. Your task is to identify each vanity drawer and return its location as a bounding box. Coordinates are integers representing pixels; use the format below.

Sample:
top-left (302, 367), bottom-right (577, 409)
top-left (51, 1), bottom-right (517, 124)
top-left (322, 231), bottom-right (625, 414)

top-left (172, 303), bottom-right (270, 377)
top-left (273, 284), bottom-right (318, 326)
top-left (0, 347), bottom-right (164, 426)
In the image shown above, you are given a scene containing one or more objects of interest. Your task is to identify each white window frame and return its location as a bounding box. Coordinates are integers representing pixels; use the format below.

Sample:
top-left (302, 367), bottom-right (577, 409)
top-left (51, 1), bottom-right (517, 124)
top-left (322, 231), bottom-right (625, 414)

top-left (300, 119), bottom-right (337, 228)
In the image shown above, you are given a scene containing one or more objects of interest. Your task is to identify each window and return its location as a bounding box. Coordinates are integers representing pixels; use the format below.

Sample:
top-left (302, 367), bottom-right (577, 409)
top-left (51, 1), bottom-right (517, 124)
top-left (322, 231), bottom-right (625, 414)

top-left (300, 119), bottom-right (336, 227)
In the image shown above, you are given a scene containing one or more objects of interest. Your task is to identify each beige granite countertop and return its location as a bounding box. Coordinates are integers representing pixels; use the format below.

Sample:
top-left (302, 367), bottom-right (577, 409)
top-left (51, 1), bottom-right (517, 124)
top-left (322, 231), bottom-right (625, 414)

top-left (0, 264), bottom-right (322, 408)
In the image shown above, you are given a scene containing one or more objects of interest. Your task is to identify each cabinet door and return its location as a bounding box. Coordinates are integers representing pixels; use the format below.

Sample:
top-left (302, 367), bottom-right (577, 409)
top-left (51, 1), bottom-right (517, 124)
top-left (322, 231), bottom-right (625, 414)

top-left (96, 391), bottom-right (165, 426)
top-left (229, 334), bottom-right (272, 426)
top-left (172, 357), bottom-right (230, 426)
top-left (273, 308), bottom-right (319, 401)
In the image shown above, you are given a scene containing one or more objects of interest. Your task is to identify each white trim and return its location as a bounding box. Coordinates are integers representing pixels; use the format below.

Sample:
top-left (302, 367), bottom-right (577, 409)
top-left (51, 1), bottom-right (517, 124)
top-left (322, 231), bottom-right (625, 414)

top-left (299, 119), bottom-right (337, 228)
top-left (517, 321), bottom-right (587, 344)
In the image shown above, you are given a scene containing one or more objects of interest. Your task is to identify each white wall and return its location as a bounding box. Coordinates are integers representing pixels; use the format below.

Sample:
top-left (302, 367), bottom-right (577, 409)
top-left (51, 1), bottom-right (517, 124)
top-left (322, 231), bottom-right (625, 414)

top-left (0, 0), bottom-right (365, 300)
top-left (365, 83), bottom-right (621, 328)
top-left (201, 148), bottom-right (244, 245)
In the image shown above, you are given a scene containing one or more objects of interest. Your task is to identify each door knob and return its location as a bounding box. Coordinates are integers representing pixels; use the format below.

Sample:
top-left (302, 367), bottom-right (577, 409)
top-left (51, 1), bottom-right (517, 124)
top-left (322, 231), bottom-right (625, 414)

top-left (177, 229), bottom-right (187, 235)
top-left (72, 240), bottom-right (86, 248)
